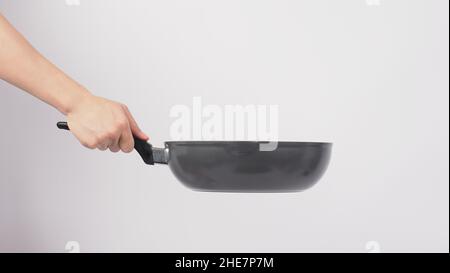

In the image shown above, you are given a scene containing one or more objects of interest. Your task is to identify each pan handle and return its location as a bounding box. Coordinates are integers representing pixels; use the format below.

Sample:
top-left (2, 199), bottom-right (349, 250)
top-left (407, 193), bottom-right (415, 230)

top-left (56, 121), bottom-right (157, 165)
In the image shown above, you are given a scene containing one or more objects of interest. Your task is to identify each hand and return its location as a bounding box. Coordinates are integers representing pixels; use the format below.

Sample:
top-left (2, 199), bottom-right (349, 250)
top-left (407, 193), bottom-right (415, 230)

top-left (0, 13), bottom-right (148, 152)
top-left (66, 93), bottom-right (149, 153)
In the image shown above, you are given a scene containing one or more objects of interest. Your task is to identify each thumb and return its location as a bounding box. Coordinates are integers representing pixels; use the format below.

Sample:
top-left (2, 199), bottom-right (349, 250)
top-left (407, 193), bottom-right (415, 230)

top-left (123, 106), bottom-right (149, 141)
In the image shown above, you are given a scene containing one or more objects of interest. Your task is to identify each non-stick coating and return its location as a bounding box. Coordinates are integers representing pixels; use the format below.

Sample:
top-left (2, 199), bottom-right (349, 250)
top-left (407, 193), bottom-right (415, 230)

top-left (164, 141), bottom-right (332, 192)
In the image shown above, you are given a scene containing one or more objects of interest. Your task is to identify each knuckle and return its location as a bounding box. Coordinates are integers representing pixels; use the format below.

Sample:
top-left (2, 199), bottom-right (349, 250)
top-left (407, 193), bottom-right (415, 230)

top-left (106, 130), bottom-right (117, 140)
top-left (122, 144), bottom-right (134, 153)
top-left (117, 119), bottom-right (128, 130)
top-left (119, 116), bottom-right (128, 125)
top-left (81, 142), bottom-right (91, 149)
top-left (98, 132), bottom-right (109, 142)
top-left (90, 136), bottom-right (100, 148)
top-left (83, 140), bottom-right (96, 149)
top-left (116, 104), bottom-right (125, 112)
top-left (113, 126), bottom-right (123, 136)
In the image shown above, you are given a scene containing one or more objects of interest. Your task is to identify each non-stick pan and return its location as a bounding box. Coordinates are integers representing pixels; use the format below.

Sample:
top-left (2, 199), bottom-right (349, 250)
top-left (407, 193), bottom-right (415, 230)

top-left (57, 122), bottom-right (332, 192)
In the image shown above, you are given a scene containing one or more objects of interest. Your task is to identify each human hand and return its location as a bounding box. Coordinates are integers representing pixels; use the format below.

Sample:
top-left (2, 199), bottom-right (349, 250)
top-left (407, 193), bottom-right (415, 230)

top-left (0, 13), bottom-right (148, 153)
top-left (66, 93), bottom-right (149, 152)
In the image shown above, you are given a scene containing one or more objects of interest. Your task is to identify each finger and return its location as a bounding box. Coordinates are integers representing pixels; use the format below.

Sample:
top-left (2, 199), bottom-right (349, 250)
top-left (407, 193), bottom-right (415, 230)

top-left (123, 106), bottom-right (149, 140)
top-left (109, 136), bottom-right (120, 153)
top-left (69, 121), bottom-right (97, 150)
top-left (98, 139), bottom-right (111, 151)
top-left (98, 144), bottom-right (108, 151)
top-left (109, 144), bottom-right (120, 152)
top-left (118, 124), bottom-right (134, 153)
top-left (82, 136), bottom-right (98, 150)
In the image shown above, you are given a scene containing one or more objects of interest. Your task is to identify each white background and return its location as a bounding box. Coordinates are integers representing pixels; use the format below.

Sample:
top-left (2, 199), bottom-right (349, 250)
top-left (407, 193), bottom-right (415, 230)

top-left (0, 0), bottom-right (448, 252)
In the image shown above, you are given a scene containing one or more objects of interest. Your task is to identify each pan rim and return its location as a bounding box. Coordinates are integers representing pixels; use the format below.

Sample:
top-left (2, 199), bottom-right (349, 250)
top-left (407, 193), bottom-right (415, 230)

top-left (164, 141), bottom-right (332, 145)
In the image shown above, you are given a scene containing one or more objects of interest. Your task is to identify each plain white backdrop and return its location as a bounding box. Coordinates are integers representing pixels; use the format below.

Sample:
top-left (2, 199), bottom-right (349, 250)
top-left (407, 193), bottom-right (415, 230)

top-left (0, 0), bottom-right (448, 252)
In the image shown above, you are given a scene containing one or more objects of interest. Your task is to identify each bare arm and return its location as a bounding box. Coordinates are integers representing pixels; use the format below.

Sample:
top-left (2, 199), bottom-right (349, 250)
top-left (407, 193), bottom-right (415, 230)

top-left (0, 13), bottom-right (148, 152)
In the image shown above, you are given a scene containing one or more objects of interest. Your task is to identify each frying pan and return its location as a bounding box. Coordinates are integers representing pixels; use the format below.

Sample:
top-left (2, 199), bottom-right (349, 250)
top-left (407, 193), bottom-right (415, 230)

top-left (57, 121), bottom-right (332, 192)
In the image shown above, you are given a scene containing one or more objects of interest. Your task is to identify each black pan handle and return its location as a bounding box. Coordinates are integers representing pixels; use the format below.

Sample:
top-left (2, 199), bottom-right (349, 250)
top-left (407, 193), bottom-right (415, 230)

top-left (57, 121), bottom-right (70, 130)
top-left (133, 135), bottom-right (154, 165)
top-left (56, 121), bottom-right (155, 165)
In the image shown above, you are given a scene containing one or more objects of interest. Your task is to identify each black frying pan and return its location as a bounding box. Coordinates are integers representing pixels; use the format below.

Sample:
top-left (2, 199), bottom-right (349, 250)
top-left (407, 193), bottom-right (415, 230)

top-left (57, 121), bottom-right (332, 192)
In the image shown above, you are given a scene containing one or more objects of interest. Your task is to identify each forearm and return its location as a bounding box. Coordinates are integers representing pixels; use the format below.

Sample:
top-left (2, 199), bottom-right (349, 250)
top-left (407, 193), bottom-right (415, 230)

top-left (0, 12), bottom-right (148, 151)
top-left (0, 13), bottom-right (90, 114)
